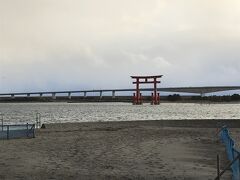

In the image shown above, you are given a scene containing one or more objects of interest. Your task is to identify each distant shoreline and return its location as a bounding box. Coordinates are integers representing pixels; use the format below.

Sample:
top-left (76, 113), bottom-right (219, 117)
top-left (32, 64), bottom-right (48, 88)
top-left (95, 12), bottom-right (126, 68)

top-left (1, 95), bottom-right (240, 103)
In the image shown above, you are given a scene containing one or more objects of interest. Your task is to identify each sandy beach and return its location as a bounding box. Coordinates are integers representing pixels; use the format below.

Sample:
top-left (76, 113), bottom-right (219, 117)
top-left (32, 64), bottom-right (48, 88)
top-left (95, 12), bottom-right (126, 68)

top-left (0, 120), bottom-right (239, 180)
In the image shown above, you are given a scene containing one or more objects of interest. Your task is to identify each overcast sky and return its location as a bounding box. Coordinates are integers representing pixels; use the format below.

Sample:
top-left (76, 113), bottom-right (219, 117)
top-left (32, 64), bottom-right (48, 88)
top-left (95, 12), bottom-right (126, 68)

top-left (1, 0), bottom-right (240, 92)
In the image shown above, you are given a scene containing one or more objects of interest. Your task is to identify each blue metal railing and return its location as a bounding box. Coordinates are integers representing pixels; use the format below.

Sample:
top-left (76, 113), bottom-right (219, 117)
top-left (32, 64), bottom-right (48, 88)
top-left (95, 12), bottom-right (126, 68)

top-left (0, 124), bottom-right (35, 140)
top-left (217, 127), bottom-right (240, 180)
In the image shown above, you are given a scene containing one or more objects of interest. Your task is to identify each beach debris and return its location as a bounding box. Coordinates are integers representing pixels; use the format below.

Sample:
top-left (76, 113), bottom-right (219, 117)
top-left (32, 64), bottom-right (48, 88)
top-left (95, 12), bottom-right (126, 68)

top-left (41, 124), bottom-right (46, 129)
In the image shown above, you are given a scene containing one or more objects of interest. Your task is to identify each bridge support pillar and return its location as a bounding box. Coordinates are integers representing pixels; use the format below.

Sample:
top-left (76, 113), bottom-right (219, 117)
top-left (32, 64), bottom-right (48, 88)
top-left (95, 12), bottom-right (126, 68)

top-left (27, 93), bottom-right (30, 97)
top-left (68, 92), bottom-right (71, 99)
top-left (11, 94), bottom-right (15, 99)
top-left (100, 91), bottom-right (103, 99)
top-left (84, 92), bottom-right (87, 98)
top-left (40, 93), bottom-right (43, 97)
top-left (112, 91), bottom-right (115, 98)
top-left (52, 93), bottom-right (56, 100)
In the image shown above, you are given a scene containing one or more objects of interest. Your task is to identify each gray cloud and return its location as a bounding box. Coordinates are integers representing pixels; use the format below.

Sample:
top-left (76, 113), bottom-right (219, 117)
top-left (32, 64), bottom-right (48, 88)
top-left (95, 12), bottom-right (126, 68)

top-left (1, 0), bottom-right (240, 92)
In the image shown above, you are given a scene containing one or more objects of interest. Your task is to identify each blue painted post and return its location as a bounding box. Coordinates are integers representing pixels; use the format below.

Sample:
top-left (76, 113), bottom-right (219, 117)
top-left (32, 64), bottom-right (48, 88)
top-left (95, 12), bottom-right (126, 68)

top-left (33, 124), bottom-right (35, 138)
top-left (217, 154), bottom-right (220, 180)
top-left (7, 125), bottom-right (9, 140)
top-left (1, 114), bottom-right (3, 131)
top-left (237, 152), bottom-right (240, 180)
top-left (26, 123), bottom-right (29, 137)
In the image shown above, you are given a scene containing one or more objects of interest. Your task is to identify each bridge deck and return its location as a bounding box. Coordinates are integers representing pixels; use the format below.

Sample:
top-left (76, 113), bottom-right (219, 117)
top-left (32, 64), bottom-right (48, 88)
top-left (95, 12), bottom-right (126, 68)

top-left (0, 86), bottom-right (240, 96)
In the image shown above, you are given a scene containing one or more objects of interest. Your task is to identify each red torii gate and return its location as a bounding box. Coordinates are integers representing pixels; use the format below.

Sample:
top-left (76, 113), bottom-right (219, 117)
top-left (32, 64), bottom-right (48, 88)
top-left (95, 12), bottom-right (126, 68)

top-left (131, 75), bottom-right (163, 105)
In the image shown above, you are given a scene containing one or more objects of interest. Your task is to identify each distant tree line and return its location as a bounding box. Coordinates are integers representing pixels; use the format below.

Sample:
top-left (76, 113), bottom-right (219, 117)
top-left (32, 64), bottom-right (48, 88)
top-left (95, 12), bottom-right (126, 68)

top-left (167, 94), bottom-right (181, 101)
top-left (191, 94), bottom-right (240, 102)
top-left (167, 94), bottom-right (240, 102)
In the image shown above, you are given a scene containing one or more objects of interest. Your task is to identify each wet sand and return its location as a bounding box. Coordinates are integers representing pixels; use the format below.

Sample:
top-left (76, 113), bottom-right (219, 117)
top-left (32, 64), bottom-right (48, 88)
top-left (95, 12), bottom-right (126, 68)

top-left (0, 120), bottom-right (238, 180)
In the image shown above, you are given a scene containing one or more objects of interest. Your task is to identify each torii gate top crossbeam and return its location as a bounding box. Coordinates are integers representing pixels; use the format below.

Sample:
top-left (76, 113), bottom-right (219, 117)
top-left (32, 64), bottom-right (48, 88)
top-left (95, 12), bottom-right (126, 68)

top-left (131, 75), bottom-right (163, 79)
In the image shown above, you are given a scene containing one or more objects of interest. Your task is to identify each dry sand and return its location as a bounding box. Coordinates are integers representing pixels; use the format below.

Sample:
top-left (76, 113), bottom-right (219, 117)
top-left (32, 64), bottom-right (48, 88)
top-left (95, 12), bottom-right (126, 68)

top-left (0, 120), bottom-right (238, 180)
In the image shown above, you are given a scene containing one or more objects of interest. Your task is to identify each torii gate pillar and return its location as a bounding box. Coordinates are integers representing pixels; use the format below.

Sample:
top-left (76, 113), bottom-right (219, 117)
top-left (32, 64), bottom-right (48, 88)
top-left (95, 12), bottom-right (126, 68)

top-left (131, 75), bottom-right (163, 105)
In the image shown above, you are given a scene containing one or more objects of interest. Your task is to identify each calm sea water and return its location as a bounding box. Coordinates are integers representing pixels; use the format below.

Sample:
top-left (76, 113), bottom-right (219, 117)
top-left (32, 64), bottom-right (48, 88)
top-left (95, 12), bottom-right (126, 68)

top-left (0, 102), bottom-right (240, 124)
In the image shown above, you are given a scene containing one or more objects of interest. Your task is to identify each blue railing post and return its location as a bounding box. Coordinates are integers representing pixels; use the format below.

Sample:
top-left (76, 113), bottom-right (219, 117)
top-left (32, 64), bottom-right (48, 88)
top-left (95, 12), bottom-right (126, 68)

top-left (1, 114), bottom-right (3, 132)
top-left (26, 123), bottom-right (29, 137)
top-left (33, 124), bottom-right (35, 138)
top-left (238, 155), bottom-right (240, 180)
top-left (219, 127), bottom-right (240, 180)
top-left (7, 125), bottom-right (9, 140)
top-left (217, 154), bottom-right (220, 180)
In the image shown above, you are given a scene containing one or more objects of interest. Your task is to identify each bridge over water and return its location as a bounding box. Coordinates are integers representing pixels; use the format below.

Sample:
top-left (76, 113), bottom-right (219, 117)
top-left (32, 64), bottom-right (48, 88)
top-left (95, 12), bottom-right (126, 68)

top-left (0, 86), bottom-right (240, 99)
